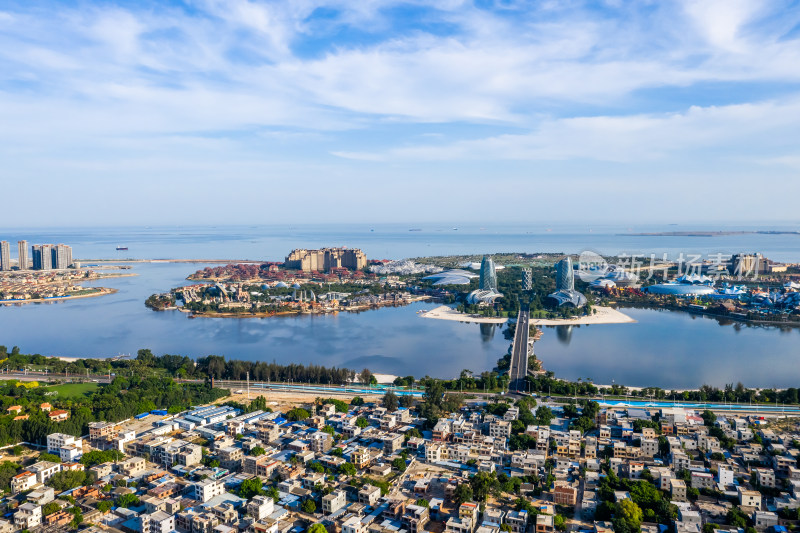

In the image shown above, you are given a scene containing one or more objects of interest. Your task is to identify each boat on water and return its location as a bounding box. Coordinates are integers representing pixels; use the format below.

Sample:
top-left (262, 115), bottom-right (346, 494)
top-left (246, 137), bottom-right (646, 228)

top-left (116, 245), bottom-right (128, 250)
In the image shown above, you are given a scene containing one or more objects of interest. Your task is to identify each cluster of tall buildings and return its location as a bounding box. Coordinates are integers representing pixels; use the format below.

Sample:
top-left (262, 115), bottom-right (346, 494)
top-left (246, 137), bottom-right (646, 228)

top-left (284, 247), bottom-right (367, 272)
top-left (0, 240), bottom-right (73, 271)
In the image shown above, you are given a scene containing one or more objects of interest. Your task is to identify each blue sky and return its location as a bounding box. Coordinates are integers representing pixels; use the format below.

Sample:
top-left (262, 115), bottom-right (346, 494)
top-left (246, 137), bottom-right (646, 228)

top-left (2, 0), bottom-right (800, 226)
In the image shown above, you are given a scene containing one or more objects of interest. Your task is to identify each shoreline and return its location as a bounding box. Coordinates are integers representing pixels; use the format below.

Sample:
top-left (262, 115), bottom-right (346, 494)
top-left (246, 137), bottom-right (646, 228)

top-left (179, 296), bottom-right (430, 319)
top-left (531, 306), bottom-right (635, 326)
top-left (0, 287), bottom-right (117, 306)
top-left (418, 305), bottom-right (509, 324)
top-left (419, 304), bottom-right (634, 326)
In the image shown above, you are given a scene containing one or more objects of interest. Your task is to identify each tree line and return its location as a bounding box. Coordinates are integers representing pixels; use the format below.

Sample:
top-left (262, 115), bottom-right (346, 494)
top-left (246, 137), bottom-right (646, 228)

top-left (0, 374), bottom-right (227, 447)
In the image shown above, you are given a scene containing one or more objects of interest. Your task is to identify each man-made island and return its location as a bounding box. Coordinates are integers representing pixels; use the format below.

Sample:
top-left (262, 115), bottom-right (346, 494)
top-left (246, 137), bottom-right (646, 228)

top-left (0, 238), bottom-right (133, 306)
top-left (146, 247), bottom-right (430, 317)
top-left (0, 267), bottom-right (131, 306)
top-left (138, 246), bottom-right (800, 331)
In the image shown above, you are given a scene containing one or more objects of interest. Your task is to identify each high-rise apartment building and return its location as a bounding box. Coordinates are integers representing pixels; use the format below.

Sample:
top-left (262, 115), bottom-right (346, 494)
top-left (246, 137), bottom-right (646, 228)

top-left (51, 245), bottom-right (73, 270)
top-left (32, 245), bottom-right (53, 271)
top-left (17, 241), bottom-right (28, 270)
top-left (285, 247), bottom-right (367, 272)
top-left (0, 241), bottom-right (10, 271)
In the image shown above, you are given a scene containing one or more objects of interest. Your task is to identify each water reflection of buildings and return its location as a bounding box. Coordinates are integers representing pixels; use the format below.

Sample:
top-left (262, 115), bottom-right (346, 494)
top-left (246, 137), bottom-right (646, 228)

top-left (555, 325), bottom-right (574, 345)
top-left (479, 323), bottom-right (497, 342)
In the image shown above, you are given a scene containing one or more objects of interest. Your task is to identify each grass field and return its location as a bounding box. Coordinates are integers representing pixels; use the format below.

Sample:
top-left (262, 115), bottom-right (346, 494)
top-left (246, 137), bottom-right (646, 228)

top-left (43, 382), bottom-right (100, 398)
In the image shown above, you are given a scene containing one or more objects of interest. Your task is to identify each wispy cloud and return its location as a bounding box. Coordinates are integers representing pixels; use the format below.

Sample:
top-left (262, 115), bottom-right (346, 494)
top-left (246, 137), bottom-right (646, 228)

top-left (1, 0), bottom-right (799, 224)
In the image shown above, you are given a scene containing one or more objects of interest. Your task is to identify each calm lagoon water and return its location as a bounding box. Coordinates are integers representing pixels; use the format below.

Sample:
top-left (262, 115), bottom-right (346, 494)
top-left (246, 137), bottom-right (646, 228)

top-left (0, 262), bottom-right (799, 389)
top-left (1, 224), bottom-right (799, 388)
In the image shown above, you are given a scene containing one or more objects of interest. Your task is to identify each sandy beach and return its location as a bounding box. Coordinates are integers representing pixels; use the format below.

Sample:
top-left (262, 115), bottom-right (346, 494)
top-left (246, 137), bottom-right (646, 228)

top-left (530, 306), bottom-right (635, 326)
top-left (419, 305), bottom-right (509, 324)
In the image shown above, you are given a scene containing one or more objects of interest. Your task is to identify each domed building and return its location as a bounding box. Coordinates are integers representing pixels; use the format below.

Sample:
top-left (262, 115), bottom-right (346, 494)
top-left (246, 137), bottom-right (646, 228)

top-left (467, 256), bottom-right (503, 304)
top-left (546, 257), bottom-right (587, 308)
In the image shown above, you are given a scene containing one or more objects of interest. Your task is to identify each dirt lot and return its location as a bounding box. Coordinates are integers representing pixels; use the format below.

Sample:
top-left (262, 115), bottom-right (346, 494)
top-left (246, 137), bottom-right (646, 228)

top-left (221, 389), bottom-right (385, 412)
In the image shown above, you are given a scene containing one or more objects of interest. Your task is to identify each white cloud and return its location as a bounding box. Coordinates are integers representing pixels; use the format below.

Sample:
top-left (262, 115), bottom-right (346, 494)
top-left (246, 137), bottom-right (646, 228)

top-left (1, 0), bottom-right (800, 224)
top-left (379, 98), bottom-right (800, 163)
top-left (330, 151), bottom-right (386, 161)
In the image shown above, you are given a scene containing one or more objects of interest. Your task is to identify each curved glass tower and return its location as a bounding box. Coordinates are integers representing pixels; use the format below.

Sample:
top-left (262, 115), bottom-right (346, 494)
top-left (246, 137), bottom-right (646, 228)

top-left (556, 257), bottom-right (575, 291)
top-left (479, 256), bottom-right (498, 291)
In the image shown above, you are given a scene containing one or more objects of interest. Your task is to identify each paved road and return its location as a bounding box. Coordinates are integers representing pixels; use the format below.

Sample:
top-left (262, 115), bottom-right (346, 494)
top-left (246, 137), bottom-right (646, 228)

top-left (508, 307), bottom-right (530, 392)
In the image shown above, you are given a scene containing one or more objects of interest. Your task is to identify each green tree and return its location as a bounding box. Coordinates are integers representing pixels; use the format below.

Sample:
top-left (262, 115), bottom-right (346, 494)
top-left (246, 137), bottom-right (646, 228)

top-left (42, 502), bottom-right (62, 516)
top-left (302, 499), bottom-right (317, 514)
top-left (308, 525), bottom-right (326, 533)
top-left (383, 390), bottom-right (399, 411)
top-left (554, 515), bottom-right (567, 531)
top-left (323, 398), bottom-right (349, 413)
top-left (239, 477), bottom-right (264, 499)
top-left (727, 508), bottom-right (748, 528)
top-left (470, 471), bottom-right (500, 502)
top-left (0, 461), bottom-right (21, 491)
top-left (97, 501), bottom-right (113, 513)
top-left (80, 449), bottom-right (124, 467)
top-left (454, 483), bottom-right (474, 506)
top-left (286, 408), bottom-right (310, 421)
top-left (338, 463), bottom-right (356, 476)
top-left (115, 494), bottom-right (140, 508)
top-left (615, 499), bottom-right (643, 533)
top-left (355, 416), bottom-right (369, 428)
top-left (535, 406), bottom-right (554, 426)
top-left (392, 457), bottom-right (407, 472)
top-left (38, 452), bottom-right (62, 463)
top-left (250, 446), bottom-right (266, 457)
top-left (359, 369), bottom-right (373, 385)
top-left (46, 470), bottom-right (91, 492)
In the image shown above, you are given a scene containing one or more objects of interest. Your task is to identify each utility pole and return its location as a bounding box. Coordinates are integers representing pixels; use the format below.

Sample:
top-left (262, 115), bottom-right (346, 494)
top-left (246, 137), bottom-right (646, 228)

top-left (247, 372), bottom-right (250, 401)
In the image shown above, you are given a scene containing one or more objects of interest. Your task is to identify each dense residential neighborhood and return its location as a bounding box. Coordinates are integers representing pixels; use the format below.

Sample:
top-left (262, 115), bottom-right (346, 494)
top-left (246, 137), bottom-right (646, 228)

top-left (1, 390), bottom-right (799, 533)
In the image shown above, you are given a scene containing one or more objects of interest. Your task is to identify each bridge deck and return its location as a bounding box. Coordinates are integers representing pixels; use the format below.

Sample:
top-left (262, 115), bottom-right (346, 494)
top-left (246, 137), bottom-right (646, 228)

top-left (508, 307), bottom-right (530, 392)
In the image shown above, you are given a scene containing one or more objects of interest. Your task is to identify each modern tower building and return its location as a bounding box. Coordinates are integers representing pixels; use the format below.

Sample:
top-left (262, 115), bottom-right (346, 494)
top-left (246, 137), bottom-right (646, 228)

top-left (555, 257), bottom-right (575, 291)
top-left (478, 256), bottom-right (498, 291)
top-left (32, 245), bottom-right (53, 271)
top-left (547, 257), bottom-right (587, 308)
top-left (17, 241), bottom-right (29, 270)
top-left (0, 241), bottom-right (10, 271)
top-left (51, 245), bottom-right (73, 270)
top-left (468, 255), bottom-right (503, 304)
top-left (522, 268), bottom-right (532, 291)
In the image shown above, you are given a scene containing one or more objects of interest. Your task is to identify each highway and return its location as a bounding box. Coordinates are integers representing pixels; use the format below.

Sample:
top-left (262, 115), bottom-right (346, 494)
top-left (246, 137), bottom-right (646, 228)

top-left (508, 306), bottom-right (530, 392)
